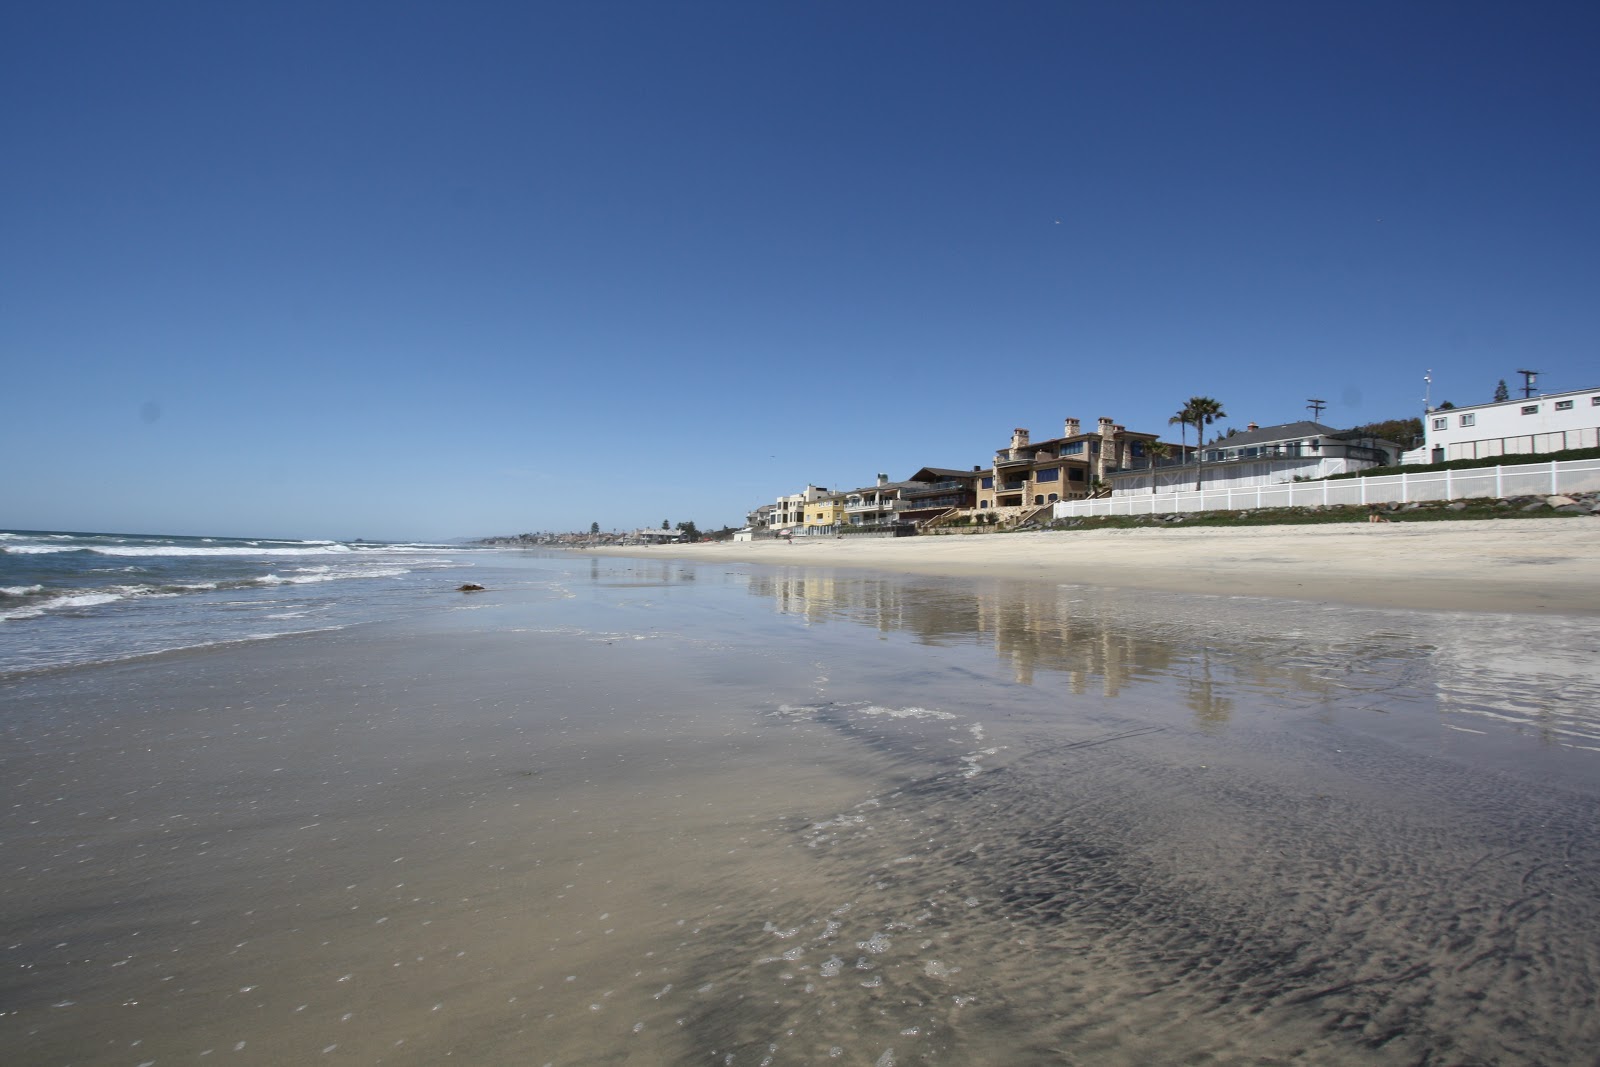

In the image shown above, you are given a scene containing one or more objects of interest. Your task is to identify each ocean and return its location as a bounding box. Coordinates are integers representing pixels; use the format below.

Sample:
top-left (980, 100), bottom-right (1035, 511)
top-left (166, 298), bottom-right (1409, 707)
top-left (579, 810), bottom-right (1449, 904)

top-left (0, 528), bottom-right (485, 676)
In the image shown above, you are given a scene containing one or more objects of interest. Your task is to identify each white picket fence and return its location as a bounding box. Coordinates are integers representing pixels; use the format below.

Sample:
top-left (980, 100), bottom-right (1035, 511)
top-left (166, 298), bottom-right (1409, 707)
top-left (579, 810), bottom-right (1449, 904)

top-left (1052, 458), bottom-right (1600, 519)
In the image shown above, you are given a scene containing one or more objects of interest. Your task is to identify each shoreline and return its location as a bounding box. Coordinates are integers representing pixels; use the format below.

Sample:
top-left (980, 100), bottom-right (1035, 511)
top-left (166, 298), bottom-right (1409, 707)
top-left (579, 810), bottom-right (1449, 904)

top-left (587, 518), bottom-right (1600, 615)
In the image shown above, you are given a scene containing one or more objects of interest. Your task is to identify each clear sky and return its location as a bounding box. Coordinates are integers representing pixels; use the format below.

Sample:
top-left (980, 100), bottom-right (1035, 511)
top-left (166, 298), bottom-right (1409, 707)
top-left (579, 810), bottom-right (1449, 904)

top-left (4, 1), bottom-right (1597, 540)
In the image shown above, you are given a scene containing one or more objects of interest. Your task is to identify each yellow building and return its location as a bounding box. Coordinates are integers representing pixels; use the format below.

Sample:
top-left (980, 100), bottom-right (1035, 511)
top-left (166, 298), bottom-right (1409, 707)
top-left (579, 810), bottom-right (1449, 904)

top-left (805, 495), bottom-right (846, 533)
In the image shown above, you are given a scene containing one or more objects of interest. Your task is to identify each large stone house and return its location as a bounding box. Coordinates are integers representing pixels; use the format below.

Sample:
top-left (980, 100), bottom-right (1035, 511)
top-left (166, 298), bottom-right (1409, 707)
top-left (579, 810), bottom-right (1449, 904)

top-left (975, 418), bottom-right (1160, 510)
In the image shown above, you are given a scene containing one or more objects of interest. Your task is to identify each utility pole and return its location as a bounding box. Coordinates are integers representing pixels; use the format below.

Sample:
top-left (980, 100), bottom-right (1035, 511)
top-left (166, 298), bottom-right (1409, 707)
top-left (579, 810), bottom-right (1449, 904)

top-left (1423, 369), bottom-right (1432, 412)
top-left (1515, 369), bottom-right (1540, 399)
top-left (1306, 398), bottom-right (1327, 421)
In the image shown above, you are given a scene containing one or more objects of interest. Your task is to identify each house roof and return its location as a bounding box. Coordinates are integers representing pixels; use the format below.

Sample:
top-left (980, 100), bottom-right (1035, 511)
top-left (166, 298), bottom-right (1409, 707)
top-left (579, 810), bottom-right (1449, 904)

top-left (1206, 421), bottom-right (1338, 448)
top-left (906, 466), bottom-right (979, 481)
top-left (844, 480), bottom-right (924, 495)
top-left (1207, 421), bottom-right (1405, 450)
top-left (995, 428), bottom-right (1162, 456)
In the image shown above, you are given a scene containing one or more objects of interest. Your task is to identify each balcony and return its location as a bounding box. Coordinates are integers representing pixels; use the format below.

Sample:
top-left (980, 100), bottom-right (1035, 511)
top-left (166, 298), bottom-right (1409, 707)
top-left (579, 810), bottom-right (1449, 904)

top-left (994, 450), bottom-right (1034, 468)
top-left (901, 480), bottom-right (965, 499)
top-left (845, 499), bottom-right (903, 513)
top-left (1000, 479), bottom-right (1027, 491)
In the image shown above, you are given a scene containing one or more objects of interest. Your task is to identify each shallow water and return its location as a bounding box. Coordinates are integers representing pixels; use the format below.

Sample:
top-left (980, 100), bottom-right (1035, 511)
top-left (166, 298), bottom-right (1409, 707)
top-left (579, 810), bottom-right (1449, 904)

top-left (2, 551), bottom-right (1597, 1064)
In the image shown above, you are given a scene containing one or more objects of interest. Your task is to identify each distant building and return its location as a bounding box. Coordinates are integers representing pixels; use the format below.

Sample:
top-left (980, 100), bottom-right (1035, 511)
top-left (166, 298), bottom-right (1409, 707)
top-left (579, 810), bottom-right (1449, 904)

top-left (977, 418), bottom-right (1159, 509)
top-left (802, 493), bottom-right (847, 535)
top-left (842, 474), bottom-right (918, 526)
top-left (771, 485), bottom-right (831, 532)
top-left (1404, 386), bottom-right (1600, 464)
top-left (896, 467), bottom-right (981, 526)
top-left (1108, 421), bottom-right (1403, 495)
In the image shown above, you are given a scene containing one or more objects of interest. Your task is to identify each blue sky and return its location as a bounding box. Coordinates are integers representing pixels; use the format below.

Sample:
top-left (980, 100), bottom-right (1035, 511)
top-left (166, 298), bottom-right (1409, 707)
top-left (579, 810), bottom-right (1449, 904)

top-left (4, 1), bottom-right (1596, 540)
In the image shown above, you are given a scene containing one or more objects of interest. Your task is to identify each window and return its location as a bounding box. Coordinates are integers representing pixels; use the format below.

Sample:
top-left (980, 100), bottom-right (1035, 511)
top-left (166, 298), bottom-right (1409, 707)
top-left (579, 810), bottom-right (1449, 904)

top-left (980, 476), bottom-right (994, 489)
top-left (1522, 404), bottom-right (1539, 415)
top-left (1432, 417), bottom-right (1448, 430)
top-left (1034, 496), bottom-right (1044, 505)
top-left (979, 501), bottom-right (989, 509)
top-left (1036, 467), bottom-right (1059, 482)
top-left (1592, 396), bottom-right (1600, 406)
top-left (1555, 400), bottom-right (1573, 411)
top-left (1061, 441), bottom-right (1083, 455)
top-left (1048, 494), bottom-right (1058, 502)
top-left (1459, 413), bottom-right (1475, 427)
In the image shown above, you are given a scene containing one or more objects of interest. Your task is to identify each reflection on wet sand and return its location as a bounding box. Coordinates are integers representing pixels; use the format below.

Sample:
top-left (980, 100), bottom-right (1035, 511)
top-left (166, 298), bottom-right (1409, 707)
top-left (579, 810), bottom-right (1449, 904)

top-left (738, 567), bottom-right (1600, 1063)
top-left (745, 566), bottom-right (1600, 759)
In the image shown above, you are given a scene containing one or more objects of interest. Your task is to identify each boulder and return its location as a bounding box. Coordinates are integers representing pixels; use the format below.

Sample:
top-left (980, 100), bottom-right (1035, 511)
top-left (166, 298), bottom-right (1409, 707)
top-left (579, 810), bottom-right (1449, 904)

top-left (457, 583), bottom-right (486, 592)
top-left (1547, 495), bottom-right (1577, 507)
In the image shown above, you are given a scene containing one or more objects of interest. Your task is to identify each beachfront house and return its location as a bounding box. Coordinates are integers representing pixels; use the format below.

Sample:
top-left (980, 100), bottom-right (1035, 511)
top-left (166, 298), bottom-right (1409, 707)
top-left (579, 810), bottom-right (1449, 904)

top-left (636, 527), bottom-right (689, 544)
top-left (976, 419), bottom-right (1160, 510)
top-left (896, 467), bottom-right (981, 526)
top-left (842, 474), bottom-right (927, 527)
top-left (1107, 421), bottom-right (1404, 495)
top-left (804, 493), bottom-right (847, 535)
top-left (1404, 385), bottom-right (1600, 464)
top-left (771, 485), bottom-right (832, 533)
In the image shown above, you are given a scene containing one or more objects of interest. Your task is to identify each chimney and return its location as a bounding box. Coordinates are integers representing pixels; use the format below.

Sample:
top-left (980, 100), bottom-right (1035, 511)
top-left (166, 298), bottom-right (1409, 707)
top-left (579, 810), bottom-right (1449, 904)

top-left (877, 472), bottom-right (888, 486)
top-left (1010, 428), bottom-right (1030, 451)
top-left (1247, 422), bottom-right (1258, 432)
top-left (1064, 417), bottom-right (1081, 437)
top-left (973, 465), bottom-right (982, 472)
top-left (1098, 416), bottom-right (1115, 436)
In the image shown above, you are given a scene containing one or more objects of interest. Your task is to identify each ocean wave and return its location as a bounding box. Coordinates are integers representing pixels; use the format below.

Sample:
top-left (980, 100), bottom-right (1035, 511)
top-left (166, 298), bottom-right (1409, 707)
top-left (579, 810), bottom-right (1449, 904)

top-left (2, 543), bottom-right (363, 557)
top-left (257, 565), bottom-right (412, 585)
top-left (1, 591), bottom-right (127, 620)
top-left (0, 566), bottom-right (415, 622)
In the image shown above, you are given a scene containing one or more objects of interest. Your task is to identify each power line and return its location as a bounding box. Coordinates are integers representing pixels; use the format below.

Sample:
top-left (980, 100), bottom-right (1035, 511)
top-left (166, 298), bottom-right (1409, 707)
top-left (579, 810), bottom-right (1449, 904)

top-left (1306, 398), bottom-right (1327, 421)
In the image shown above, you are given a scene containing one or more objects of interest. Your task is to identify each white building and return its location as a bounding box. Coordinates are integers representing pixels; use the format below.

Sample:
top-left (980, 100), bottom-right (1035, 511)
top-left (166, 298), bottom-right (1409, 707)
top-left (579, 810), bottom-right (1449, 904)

top-left (1403, 386), bottom-right (1600, 464)
top-left (1108, 421), bottom-right (1403, 496)
top-left (770, 485), bottom-right (831, 532)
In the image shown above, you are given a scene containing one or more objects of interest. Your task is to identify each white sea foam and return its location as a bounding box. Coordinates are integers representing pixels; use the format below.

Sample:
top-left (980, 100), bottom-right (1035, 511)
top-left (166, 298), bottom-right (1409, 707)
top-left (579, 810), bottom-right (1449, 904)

top-left (257, 565), bottom-right (411, 585)
top-left (2, 539), bottom-right (452, 559)
top-left (2, 591), bottom-right (127, 620)
top-left (857, 705), bottom-right (956, 720)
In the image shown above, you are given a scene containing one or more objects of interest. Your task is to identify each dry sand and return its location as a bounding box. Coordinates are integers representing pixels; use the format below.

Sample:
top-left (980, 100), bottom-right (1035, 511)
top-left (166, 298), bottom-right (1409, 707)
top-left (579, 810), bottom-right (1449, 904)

top-left (596, 518), bottom-right (1600, 614)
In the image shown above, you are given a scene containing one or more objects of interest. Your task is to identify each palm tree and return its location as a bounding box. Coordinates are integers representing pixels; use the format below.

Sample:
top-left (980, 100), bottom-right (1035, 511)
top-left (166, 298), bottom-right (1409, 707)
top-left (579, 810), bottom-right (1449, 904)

top-left (1183, 396), bottom-right (1228, 490)
top-left (1168, 408), bottom-right (1191, 482)
top-left (1146, 440), bottom-right (1171, 495)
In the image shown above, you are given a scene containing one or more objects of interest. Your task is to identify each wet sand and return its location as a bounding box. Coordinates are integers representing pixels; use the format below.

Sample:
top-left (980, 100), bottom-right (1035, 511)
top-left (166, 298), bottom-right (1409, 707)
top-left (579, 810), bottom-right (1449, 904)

top-left (595, 518), bottom-right (1600, 614)
top-left (3, 552), bottom-right (1598, 1064)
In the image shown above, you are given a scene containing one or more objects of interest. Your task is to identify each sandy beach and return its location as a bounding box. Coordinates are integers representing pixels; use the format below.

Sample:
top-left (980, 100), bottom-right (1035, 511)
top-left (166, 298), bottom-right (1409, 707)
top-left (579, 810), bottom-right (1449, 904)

top-left (5, 547), bottom-right (1599, 1065)
top-left (594, 518), bottom-right (1600, 614)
